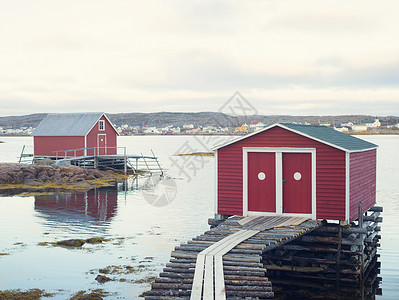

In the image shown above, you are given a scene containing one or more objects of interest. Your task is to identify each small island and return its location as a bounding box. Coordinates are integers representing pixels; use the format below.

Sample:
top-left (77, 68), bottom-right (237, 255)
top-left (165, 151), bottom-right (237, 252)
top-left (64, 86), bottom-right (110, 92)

top-left (0, 163), bottom-right (128, 195)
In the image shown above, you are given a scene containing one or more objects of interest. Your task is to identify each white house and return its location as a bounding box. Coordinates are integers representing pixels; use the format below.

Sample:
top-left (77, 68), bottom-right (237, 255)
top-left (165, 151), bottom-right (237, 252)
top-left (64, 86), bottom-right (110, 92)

top-left (334, 126), bottom-right (349, 133)
top-left (341, 122), bottom-right (354, 128)
top-left (361, 119), bottom-right (381, 128)
top-left (143, 126), bottom-right (161, 134)
top-left (352, 124), bottom-right (369, 132)
top-left (249, 122), bottom-right (266, 131)
top-left (183, 124), bottom-right (195, 129)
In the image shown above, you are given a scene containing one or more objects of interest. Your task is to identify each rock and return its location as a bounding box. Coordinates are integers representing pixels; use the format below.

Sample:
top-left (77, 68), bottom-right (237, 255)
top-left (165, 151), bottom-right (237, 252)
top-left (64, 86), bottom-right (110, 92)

top-left (0, 163), bottom-right (119, 192)
top-left (35, 159), bottom-right (54, 166)
top-left (70, 174), bottom-right (87, 182)
top-left (56, 239), bottom-right (86, 247)
top-left (86, 174), bottom-right (96, 180)
top-left (89, 169), bottom-right (106, 178)
top-left (95, 274), bottom-right (112, 283)
top-left (24, 179), bottom-right (43, 186)
top-left (75, 181), bottom-right (92, 190)
top-left (39, 175), bottom-right (51, 182)
top-left (0, 173), bottom-right (14, 184)
top-left (86, 237), bottom-right (104, 244)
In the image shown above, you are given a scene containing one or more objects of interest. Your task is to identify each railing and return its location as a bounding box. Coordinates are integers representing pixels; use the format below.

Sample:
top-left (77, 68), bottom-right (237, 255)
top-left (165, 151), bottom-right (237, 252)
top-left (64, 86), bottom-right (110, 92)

top-left (53, 146), bottom-right (127, 159)
top-left (51, 147), bottom-right (163, 176)
top-left (18, 145), bottom-right (35, 163)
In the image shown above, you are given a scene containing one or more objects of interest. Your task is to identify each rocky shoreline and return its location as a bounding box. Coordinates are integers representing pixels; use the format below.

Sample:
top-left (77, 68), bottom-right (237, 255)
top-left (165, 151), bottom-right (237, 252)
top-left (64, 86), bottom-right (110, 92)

top-left (0, 163), bottom-right (127, 194)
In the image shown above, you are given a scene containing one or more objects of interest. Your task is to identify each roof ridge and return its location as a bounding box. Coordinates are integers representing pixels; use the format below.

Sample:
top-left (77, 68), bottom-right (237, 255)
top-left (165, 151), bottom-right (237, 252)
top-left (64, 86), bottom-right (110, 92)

top-left (213, 123), bottom-right (378, 152)
top-left (31, 112), bottom-right (110, 136)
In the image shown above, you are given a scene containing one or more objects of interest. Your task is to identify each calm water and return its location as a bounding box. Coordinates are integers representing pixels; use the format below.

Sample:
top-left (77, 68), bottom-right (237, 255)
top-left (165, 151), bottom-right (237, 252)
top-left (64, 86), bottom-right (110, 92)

top-left (0, 135), bottom-right (398, 299)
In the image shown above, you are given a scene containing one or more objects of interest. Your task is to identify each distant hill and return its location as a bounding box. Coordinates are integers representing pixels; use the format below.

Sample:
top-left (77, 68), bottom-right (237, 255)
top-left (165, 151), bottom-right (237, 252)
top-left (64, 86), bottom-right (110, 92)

top-left (1, 112), bottom-right (399, 129)
top-left (0, 113), bottom-right (47, 128)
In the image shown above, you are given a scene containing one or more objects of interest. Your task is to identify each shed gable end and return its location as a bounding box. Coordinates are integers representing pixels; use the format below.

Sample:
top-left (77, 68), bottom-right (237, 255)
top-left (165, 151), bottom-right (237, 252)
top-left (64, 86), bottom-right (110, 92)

top-left (217, 126), bottom-right (347, 221)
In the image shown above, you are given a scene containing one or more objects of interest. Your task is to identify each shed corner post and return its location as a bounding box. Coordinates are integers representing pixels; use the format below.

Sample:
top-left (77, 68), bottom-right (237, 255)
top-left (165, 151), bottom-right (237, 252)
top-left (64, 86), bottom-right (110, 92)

top-left (242, 148), bottom-right (248, 216)
top-left (345, 151), bottom-right (351, 224)
top-left (214, 149), bottom-right (218, 217)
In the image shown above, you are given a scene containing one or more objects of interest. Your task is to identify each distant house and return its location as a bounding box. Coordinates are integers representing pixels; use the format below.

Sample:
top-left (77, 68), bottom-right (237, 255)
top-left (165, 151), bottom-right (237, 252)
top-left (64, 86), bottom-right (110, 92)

top-left (361, 119), bottom-right (381, 128)
top-left (183, 124), bottom-right (195, 129)
top-left (249, 122), bottom-right (266, 131)
top-left (186, 127), bottom-right (200, 133)
top-left (318, 122), bottom-right (331, 127)
top-left (143, 127), bottom-right (161, 134)
top-left (334, 126), bottom-right (349, 133)
top-left (341, 122), bottom-right (354, 128)
top-left (31, 112), bottom-right (119, 157)
top-left (352, 124), bottom-right (369, 132)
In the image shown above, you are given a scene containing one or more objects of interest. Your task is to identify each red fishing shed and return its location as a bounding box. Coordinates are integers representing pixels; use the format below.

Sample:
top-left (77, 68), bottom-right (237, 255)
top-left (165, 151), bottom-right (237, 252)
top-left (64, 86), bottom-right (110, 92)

top-left (32, 112), bottom-right (119, 157)
top-left (213, 123), bottom-right (378, 223)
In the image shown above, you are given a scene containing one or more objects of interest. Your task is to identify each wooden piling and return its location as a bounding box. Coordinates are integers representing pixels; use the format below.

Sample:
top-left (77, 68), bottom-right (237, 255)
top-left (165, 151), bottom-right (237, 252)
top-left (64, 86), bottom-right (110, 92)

top-left (263, 205), bottom-right (382, 299)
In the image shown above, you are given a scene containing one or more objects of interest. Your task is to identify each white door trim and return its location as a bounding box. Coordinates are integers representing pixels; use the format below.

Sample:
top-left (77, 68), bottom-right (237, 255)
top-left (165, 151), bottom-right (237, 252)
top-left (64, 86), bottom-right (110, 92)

top-left (97, 134), bottom-right (107, 155)
top-left (243, 147), bottom-right (316, 219)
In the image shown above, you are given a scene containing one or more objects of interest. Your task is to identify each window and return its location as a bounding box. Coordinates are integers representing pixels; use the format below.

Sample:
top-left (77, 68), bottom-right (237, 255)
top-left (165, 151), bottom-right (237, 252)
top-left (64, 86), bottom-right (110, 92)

top-left (99, 120), bottom-right (105, 131)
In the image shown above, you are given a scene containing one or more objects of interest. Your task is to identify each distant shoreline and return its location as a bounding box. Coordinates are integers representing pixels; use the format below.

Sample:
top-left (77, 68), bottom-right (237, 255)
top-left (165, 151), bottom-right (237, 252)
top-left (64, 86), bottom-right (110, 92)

top-left (1, 131), bottom-right (399, 138)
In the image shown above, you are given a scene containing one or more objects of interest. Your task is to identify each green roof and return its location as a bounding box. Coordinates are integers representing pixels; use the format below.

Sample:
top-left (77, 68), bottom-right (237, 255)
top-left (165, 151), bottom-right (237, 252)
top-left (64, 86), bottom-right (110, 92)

top-left (280, 123), bottom-right (377, 151)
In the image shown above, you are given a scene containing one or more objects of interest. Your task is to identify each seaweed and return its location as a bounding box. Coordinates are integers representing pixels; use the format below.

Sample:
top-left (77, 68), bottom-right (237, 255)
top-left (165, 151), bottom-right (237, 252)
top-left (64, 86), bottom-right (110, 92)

top-left (70, 289), bottom-right (110, 300)
top-left (0, 289), bottom-right (54, 299)
top-left (38, 237), bottom-right (110, 249)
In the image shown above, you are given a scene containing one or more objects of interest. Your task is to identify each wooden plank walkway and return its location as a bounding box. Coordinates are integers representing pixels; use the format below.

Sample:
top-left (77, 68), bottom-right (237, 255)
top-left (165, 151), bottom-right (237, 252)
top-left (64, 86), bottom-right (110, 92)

top-left (145, 216), bottom-right (322, 300)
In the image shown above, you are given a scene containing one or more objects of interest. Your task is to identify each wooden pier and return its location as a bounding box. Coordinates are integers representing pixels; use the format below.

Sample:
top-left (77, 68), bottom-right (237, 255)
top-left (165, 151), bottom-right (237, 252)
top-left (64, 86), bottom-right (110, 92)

top-left (145, 216), bottom-right (322, 299)
top-left (145, 204), bottom-right (382, 299)
top-left (20, 145), bottom-right (163, 175)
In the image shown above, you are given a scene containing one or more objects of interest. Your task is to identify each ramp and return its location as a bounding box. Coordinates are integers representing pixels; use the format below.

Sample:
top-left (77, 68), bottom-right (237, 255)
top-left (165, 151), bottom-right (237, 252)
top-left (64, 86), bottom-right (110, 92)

top-left (145, 216), bottom-right (322, 299)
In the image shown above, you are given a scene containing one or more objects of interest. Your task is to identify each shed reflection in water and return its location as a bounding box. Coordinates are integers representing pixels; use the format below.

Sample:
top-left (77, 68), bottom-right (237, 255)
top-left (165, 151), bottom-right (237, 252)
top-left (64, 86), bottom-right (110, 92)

top-left (34, 188), bottom-right (117, 232)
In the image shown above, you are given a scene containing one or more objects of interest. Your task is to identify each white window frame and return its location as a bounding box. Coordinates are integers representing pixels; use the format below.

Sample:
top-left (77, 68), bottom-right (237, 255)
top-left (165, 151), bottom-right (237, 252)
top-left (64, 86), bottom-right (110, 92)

top-left (99, 120), bottom-right (105, 131)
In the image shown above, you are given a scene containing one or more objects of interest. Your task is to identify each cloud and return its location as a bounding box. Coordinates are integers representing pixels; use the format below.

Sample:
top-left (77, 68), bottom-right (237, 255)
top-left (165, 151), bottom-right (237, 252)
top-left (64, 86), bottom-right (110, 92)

top-left (1, 1), bottom-right (399, 116)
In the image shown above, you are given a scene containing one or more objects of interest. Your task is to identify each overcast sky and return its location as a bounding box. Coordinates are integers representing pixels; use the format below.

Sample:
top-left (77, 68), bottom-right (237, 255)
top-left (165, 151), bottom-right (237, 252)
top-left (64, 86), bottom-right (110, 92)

top-left (1, 1), bottom-right (399, 117)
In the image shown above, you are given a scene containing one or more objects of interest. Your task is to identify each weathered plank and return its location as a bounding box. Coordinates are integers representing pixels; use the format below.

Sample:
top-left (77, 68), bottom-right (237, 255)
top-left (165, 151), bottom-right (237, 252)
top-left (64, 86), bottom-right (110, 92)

top-left (146, 217), bottom-right (323, 300)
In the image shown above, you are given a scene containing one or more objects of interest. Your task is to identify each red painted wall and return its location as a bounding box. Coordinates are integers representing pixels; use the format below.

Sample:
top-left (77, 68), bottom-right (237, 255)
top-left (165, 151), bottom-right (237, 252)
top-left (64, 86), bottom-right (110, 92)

top-left (217, 126), bottom-right (347, 221)
top-left (349, 149), bottom-right (377, 222)
top-left (34, 115), bottom-right (118, 157)
top-left (34, 136), bottom-right (85, 157)
top-left (86, 115), bottom-right (117, 155)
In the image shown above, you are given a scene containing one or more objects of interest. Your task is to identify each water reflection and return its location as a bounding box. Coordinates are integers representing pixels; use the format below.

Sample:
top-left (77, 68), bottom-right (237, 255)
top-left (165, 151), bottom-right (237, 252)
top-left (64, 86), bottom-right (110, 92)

top-left (34, 188), bottom-right (118, 232)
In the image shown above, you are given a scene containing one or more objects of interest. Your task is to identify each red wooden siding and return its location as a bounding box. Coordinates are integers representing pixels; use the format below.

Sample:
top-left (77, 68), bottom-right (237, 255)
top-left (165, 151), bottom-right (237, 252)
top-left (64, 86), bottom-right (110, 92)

top-left (86, 116), bottom-right (117, 155)
top-left (34, 136), bottom-right (85, 157)
top-left (349, 149), bottom-right (377, 222)
top-left (217, 126), bottom-right (346, 220)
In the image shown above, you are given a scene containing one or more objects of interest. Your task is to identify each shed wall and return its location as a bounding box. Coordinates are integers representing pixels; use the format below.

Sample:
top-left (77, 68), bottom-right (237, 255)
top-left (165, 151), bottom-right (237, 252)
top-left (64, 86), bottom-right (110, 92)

top-left (349, 149), bottom-right (377, 222)
top-left (86, 115), bottom-right (117, 155)
top-left (34, 136), bottom-right (85, 157)
top-left (217, 126), bottom-right (346, 220)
